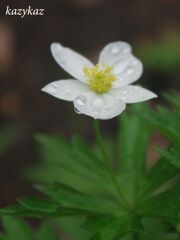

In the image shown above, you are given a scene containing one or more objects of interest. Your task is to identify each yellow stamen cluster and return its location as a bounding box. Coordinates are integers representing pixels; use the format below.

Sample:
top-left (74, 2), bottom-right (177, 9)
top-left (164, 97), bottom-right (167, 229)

top-left (83, 64), bottom-right (117, 94)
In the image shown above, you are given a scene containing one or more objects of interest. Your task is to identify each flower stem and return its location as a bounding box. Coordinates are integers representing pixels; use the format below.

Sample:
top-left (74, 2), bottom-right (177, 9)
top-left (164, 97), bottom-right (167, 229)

top-left (93, 120), bottom-right (129, 209)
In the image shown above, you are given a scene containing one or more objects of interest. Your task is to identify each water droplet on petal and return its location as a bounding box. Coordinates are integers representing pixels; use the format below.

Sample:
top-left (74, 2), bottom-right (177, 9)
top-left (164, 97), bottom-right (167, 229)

top-left (47, 83), bottom-right (59, 93)
top-left (133, 60), bottom-right (138, 66)
top-left (66, 89), bottom-right (71, 93)
top-left (74, 106), bottom-right (82, 114)
top-left (53, 43), bottom-right (62, 53)
top-left (111, 46), bottom-right (119, 53)
top-left (122, 90), bottom-right (128, 95)
top-left (75, 95), bottom-right (87, 106)
top-left (126, 68), bottom-right (134, 75)
top-left (53, 83), bottom-right (58, 88)
top-left (60, 60), bottom-right (66, 67)
top-left (123, 48), bottom-right (131, 53)
top-left (92, 97), bottom-right (104, 110)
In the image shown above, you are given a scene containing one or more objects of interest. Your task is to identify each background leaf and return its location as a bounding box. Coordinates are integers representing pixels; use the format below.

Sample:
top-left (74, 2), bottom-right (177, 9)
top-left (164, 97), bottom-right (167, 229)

top-left (118, 103), bottom-right (152, 205)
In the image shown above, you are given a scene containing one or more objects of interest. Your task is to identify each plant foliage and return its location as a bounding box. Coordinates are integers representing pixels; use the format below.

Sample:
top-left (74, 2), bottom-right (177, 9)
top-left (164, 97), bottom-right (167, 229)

top-left (0, 91), bottom-right (180, 239)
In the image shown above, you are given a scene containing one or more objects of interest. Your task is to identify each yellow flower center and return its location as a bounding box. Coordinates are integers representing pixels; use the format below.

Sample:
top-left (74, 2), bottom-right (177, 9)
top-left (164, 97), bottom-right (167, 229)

top-left (83, 64), bottom-right (117, 94)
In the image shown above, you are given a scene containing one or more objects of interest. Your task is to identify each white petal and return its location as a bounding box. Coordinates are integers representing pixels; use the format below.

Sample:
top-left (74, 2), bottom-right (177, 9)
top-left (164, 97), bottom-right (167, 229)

top-left (42, 79), bottom-right (89, 101)
top-left (74, 91), bottom-right (126, 120)
top-left (112, 56), bottom-right (143, 88)
top-left (99, 41), bottom-right (132, 66)
top-left (51, 43), bottom-right (94, 83)
top-left (99, 42), bottom-right (143, 87)
top-left (109, 85), bottom-right (157, 103)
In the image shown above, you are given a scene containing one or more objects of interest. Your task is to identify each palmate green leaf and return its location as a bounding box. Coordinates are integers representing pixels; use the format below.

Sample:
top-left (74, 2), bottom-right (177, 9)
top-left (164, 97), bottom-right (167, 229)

top-left (129, 95), bottom-right (180, 198)
top-left (92, 138), bottom-right (117, 164)
top-left (156, 146), bottom-right (180, 169)
top-left (32, 134), bottom-right (114, 196)
top-left (58, 217), bottom-right (91, 240)
top-left (82, 214), bottom-right (143, 240)
top-left (123, 218), bottom-right (179, 240)
top-left (36, 222), bottom-right (59, 240)
top-left (139, 182), bottom-right (180, 224)
top-left (17, 196), bottom-right (60, 214)
top-left (0, 204), bottom-right (92, 219)
top-left (36, 183), bottom-right (124, 215)
top-left (118, 103), bottom-right (152, 204)
top-left (0, 196), bottom-right (92, 219)
top-left (0, 204), bottom-right (55, 218)
top-left (0, 216), bottom-right (59, 240)
top-left (36, 134), bottom-right (106, 178)
top-left (144, 156), bottom-right (179, 195)
top-left (132, 105), bottom-right (180, 142)
top-left (138, 218), bottom-right (179, 240)
top-left (0, 216), bottom-right (34, 240)
top-left (30, 164), bottom-right (109, 197)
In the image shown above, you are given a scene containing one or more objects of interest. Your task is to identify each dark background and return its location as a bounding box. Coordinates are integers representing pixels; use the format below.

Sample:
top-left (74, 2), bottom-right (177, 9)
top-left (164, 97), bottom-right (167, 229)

top-left (0, 0), bottom-right (179, 207)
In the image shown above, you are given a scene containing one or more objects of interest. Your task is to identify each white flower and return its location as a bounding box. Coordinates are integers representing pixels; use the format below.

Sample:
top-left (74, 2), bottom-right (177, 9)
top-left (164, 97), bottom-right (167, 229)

top-left (42, 42), bottom-right (157, 120)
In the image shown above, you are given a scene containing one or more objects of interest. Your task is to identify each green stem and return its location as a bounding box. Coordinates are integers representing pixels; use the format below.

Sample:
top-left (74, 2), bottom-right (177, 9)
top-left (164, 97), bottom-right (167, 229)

top-left (94, 120), bottom-right (129, 209)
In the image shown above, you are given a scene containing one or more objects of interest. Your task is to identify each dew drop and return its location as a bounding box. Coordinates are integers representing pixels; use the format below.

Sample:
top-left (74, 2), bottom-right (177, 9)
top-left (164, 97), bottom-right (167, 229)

top-left (48, 83), bottom-right (59, 93)
top-left (74, 106), bottom-right (82, 114)
top-left (123, 48), bottom-right (130, 53)
top-left (92, 97), bottom-right (104, 109)
top-left (122, 90), bottom-right (128, 95)
top-left (53, 43), bottom-right (62, 52)
top-left (75, 95), bottom-right (87, 106)
top-left (111, 46), bottom-right (119, 53)
top-left (133, 60), bottom-right (138, 66)
top-left (66, 89), bottom-right (71, 93)
top-left (60, 60), bottom-right (66, 67)
top-left (126, 68), bottom-right (134, 75)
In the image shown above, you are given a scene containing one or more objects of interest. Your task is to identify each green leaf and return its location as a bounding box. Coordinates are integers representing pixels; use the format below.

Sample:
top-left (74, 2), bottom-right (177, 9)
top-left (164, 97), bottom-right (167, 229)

top-left (144, 156), bottom-right (179, 195)
top-left (36, 222), bottom-right (59, 240)
top-left (0, 201), bottom-right (91, 219)
top-left (82, 214), bottom-right (143, 240)
top-left (58, 217), bottom-right (91, 240)
top-left (0, 216), bottom-right (34, 240)
top-left (17, 196), bottom-right (59, 214)
top-left (139, 183), bottom-right (180, 224)
top-left (138, 218), bottom-right (180, 240)
top-left (71, 135), bottom-right (104, 170)
top-left (156, 146), bottom-right (180, 169)
top-left (0, 204), bottom-right (56, 218)
top-left (132, 105), bottom-right (180, 142)
top-left (0, 216), bottom-right (60, 240)
top-left (33, 134), bottom-right (112, 195)
top-left (36, 183), bottom-right (123, 215)
top-left (118, 104), bottom-right (152, 204)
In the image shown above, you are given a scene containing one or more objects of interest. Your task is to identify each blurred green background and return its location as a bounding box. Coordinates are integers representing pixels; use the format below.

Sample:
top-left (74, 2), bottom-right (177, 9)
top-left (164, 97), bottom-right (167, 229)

top-left (0, 0), bottom-right (179, 208)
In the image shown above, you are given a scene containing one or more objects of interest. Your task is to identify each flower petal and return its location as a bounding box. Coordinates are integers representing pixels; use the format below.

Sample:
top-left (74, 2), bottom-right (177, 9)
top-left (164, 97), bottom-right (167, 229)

top-left (42, 79), bottom-right (89, 101)
top-left (112, 55), bottom-right (143, 88)
top-left (109, 85), bottom-right (157, 103)
top-left (74, 91), bottom-right (126, 120)
top-left (99, 41), bottom-right (132, 66)
top-left (51, 43), bottom-right (94, 83)
top-left (99, 42), bottom-right (143, 87)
